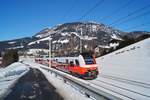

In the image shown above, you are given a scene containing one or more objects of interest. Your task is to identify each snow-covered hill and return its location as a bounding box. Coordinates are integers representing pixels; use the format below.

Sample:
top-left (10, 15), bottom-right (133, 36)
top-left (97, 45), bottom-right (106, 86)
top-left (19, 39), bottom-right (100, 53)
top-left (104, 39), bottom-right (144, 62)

top-left (32, 22), bottom-right (124, 54)
top-left (0, 21), bottom-right (149, 57)
top-left (96, 38), bottom-right (150, 84)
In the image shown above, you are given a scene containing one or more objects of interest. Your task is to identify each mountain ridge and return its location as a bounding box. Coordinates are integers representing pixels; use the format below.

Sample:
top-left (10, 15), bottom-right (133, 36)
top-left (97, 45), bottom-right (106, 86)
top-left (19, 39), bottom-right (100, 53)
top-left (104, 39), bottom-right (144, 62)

top-left (0, 21), bottom-right (149, 56)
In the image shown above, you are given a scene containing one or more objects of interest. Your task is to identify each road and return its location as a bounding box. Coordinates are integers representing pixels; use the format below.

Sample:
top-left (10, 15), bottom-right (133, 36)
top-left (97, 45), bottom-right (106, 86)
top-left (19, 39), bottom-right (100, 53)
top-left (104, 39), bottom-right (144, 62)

top-left (4, 68), bottom-right (63, 100)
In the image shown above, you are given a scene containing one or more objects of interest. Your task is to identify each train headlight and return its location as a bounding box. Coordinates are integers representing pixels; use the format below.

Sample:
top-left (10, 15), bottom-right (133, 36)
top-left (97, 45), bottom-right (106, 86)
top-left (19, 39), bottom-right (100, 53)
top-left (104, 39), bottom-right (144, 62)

top-left (88, 71), bottom-right (91, 76)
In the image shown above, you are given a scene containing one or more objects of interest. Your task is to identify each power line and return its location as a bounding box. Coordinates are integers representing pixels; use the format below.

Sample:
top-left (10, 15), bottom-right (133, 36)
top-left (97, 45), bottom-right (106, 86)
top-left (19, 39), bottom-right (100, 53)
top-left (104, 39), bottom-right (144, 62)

top-left (113, 10), bottom-right (150, 27)
top-left (59, 0), bottom-right (77, 23)
top-left (78, 0), bottom-right (105, 20)
top-left (126, 22), bottom-right (150, 31)
top-left (62, 0), bottom-right (78, 20)
top-left (109, 3), bottom-right (150, 26)
top-left (99, 0), bottom-right (134, 21)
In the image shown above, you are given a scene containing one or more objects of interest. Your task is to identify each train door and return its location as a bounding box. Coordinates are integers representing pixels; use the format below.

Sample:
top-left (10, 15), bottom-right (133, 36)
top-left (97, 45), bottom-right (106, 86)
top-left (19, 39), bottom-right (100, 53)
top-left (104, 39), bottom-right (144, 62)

top-left (69, 60), bottom-right (74, 72)
top-left (74, 59), bottom-right (80, 73)
top-left (66, 59), bottom-right (69, 72)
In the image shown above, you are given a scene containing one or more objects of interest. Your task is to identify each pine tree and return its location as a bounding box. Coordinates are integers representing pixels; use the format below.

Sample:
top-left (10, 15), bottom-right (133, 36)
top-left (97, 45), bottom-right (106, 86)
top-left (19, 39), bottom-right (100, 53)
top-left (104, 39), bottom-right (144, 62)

top-left (2, 49), bottom-right (18, 67)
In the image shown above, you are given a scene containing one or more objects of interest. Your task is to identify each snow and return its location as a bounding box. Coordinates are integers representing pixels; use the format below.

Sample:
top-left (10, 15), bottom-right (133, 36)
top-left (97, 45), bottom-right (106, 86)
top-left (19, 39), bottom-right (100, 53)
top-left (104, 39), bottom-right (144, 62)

top-left (109, 43), bottom-right (119, 47)
top-left (94, 38), bottom-right (150, 99)
top-left (71, 32), bottom-right (80, 37)
top-left (39, 68), bottom-right (92, 100)
top-left (91, 25), bottom-right (98, 32)
top-left (96, 43), bottom-right (119, 50)
top-left (111, 34), bottom-right (122, 40)
top-left (98, 45), bottom-right (111, 49)
top-left (35, 35), bottom-right (42, 38)
top-left (23, 60), bottom-right (92, 100)
top-left (39, 37), bottom-right (50, 41)
top-left (52, 40), bottom-right (57, 43)
top-left (58, 39), bottom-right (69, 44)
top-left (97, 38), bottom-right (150, 83)
top-left (109, 42), bottom-right (119, 49)
top-left (84, 45), bottom-right (88, 49)
top-left (70, 32), bottom-right (97, 40)
top-left (52, 39), bottom-right (69, 44)
top-left (27, 49), bottom-right (49, 55)
top-left (0, 62), bottom-right (29, 99)
top-left (19, 38), bottom-right (150, 100)
top-left (8, 41), bottom-right (16, 44)
top-left (23, 59), bottom-right (136, 100)
top-left (61, 32), bottom-right (69, 36)
top-left (82, 36), bottom-right (97, 40)
top-left (28, 37), bottom-right (51, 45)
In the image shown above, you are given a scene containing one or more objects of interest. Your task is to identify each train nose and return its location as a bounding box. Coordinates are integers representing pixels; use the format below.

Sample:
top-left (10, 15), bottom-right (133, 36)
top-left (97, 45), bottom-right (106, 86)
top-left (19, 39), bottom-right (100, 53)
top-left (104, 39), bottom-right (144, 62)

top-left (88, 71), bottom-right (92, 76)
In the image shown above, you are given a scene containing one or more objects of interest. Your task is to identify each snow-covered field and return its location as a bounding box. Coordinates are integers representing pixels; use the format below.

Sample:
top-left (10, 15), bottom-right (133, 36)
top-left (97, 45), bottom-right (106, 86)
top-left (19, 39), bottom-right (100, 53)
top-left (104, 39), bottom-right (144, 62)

top-left (0, 62), bottom-right (29, 99)
top-left (94, 38), bottom-right (150, 99)
top-left (96, 38), bottom-right (150, 83)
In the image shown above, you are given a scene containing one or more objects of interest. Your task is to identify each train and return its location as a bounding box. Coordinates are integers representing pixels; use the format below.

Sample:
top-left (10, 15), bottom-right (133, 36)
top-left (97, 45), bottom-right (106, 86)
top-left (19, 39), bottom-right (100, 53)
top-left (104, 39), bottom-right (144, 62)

top-left (35, 52), bottom-right (99, 79)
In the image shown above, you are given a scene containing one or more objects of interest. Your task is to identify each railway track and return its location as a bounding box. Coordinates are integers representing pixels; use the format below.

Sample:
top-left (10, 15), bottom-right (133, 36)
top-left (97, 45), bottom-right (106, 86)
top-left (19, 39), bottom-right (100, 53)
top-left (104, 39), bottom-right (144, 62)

top-left (99, 74), bottom-right (150, 88)
top-left (89, 80), bottom-right (135, 100)
top-left (86, 74), bottom-right (150, 100)
top-left (89, 79), bottom-right (150, 100)
top-left (22, 61), bottom-right (123, 100)
top-left (22, 61), bottom-right (150, 100)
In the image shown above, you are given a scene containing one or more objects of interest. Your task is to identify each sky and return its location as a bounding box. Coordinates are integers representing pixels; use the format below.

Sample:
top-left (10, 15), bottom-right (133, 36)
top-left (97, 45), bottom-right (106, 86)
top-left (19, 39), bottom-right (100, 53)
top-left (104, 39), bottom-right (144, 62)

top-left (0, 0), bottom-right (150, 41)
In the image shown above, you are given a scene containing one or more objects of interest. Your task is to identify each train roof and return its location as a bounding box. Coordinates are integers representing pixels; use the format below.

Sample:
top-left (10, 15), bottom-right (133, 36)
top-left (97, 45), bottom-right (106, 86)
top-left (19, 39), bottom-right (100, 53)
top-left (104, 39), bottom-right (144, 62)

top-left (54, 52), bottom-right (94, 57)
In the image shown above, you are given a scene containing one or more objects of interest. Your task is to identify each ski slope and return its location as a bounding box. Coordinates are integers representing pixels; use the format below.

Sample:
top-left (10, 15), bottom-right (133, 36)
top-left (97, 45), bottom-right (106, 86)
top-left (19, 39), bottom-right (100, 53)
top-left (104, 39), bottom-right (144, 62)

top-left (94, 38), bottom-right (150, 99)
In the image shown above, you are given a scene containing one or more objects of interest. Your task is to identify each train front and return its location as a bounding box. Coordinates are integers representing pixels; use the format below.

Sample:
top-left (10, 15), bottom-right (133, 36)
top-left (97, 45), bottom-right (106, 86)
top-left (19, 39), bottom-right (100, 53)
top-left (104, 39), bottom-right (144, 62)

top-left (79, 52), bottom-right (99, 79)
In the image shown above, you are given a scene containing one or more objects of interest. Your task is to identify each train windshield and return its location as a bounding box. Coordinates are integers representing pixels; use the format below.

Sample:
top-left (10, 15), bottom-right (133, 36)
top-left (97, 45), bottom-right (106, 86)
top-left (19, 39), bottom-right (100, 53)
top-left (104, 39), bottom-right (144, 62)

top-left (84, 57), bottom-right (95, 64)
top-left (81, 52), bottom-right (95, 65)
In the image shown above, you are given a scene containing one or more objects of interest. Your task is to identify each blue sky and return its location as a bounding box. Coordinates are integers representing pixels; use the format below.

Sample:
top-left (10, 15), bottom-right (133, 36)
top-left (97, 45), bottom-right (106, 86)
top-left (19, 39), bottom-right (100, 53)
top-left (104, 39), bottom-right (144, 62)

top-left (0, 0), bottom-right (150, 41)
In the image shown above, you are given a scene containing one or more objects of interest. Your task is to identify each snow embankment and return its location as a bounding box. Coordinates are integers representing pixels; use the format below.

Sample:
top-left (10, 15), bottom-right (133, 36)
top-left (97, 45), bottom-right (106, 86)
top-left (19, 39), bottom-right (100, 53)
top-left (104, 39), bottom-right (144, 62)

top-left (0, 62), bottom-right (29, 99)
top-left (96, 38), bottom-right (150, 84)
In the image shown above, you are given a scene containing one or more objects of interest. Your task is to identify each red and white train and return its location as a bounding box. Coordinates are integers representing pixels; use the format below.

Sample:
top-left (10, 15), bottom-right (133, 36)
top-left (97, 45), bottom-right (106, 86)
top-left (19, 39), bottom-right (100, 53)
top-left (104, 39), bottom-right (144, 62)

top-left (35, 52), bottom-right (99, 79)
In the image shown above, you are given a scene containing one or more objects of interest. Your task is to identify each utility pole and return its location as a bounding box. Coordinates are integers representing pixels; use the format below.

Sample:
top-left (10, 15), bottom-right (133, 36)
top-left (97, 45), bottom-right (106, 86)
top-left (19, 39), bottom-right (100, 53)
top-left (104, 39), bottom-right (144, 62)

top-left (80, 28), bottom-right (82, 53)
top-left (49, 34), bottom-right (52, 68)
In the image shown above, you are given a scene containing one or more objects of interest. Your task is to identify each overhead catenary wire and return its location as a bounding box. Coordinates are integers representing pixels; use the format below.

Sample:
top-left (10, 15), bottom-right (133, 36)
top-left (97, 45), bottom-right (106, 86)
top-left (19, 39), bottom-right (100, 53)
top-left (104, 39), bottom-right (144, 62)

top-left (62, 0), bottom-right (78, 20)
top-left (78, 0), bottom-right (105, 20)
top-left (126, 22), bottom-right (150, 31)
top-left (113, 10), bottom-right (150, 27)
top-left (99, 0), bottom-right (134, 21)
top-left (59, 0), bottom-right (150, 32)
top-left (109, 3), bottom-right (150, 26)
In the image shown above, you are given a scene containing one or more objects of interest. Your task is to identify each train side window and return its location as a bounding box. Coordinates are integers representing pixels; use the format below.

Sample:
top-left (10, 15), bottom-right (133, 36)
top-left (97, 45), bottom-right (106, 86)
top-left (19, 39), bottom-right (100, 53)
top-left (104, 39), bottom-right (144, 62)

top-left (66, 59), bottom-right (68, 64)
top-left (75, 59), bottom-right (79, 66)
top-left (70, 61), bottom-right (74, 67)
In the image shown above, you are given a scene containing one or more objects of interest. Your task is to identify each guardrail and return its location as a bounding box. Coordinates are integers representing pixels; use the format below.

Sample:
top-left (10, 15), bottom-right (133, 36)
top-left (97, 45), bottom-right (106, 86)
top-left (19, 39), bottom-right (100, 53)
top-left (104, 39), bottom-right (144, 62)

top-left (38, 65), bottom-right (122, 100)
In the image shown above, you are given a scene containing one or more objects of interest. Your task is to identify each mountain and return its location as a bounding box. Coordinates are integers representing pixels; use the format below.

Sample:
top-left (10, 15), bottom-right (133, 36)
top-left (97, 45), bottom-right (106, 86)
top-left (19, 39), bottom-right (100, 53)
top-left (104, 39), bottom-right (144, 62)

top-left (0, 37), bottom-right (32, 52)
top-left (127, 31), bottom-right (150, 39)
top-left (35, 22), bottom-right (124, 43)
top-left (0, 21), bottom-right (149, 57)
